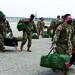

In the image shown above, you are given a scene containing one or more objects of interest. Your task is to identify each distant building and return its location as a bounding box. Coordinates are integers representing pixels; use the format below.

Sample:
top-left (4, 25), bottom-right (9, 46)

top-left (35, 11), bottom-right (37, 20)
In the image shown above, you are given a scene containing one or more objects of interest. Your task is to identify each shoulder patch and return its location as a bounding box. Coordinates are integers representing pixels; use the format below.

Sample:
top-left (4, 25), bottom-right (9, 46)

top-left (57, 27), bottom-right (61, 30)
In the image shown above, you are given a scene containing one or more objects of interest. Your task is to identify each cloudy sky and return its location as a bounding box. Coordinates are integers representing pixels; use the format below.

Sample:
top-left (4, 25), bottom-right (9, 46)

top-left (0, 0), bottom-right (75, 18)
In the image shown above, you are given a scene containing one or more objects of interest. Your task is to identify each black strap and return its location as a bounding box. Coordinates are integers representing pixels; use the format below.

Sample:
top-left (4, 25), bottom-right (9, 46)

top-left (8, 34), bottom-right (14, 39)
top-left (48, 48), bottom-right (53, 55)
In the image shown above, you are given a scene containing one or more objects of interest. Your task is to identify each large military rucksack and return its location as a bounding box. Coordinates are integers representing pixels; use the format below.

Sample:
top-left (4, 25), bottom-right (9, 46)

top-left (43, 31), bottom-right (49, 38)
top-left (17, 23), bottom-right (26, 31)
top-left (0, 11), bottom-right (4, 22)
top-left (32, 33), bottom-right (39, 39)
top-left (17, 19), bottom-right (26, 31)
top-left (40, 49), bottom-right (70, 72)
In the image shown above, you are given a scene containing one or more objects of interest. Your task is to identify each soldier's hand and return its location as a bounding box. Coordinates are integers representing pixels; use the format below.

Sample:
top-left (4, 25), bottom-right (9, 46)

top-left (52, 46), bottom-right (57, 49)
top-left (10, 32), bottom-right (13, 35)
top-left (37, 33), bottom-right (39, 36)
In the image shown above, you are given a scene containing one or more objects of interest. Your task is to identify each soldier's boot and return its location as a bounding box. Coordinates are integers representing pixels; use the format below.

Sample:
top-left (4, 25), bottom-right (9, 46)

top-left (20, 44), bottom-right (23, 51)
top-left (42, 35), bottom-right (44, 38)
top-left (52, 68), bottom-right (56, 72)
top-left (2, 47), bottom-right (5, 52)
top-left (73, 62), bottom-right (75, 65)
top-left (64, 71), bottom-right (71, 75)
top-left (27, 47), bottom-right (32, 52)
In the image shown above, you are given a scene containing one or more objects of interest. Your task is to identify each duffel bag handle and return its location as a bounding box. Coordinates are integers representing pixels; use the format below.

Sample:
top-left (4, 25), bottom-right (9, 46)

top-left (48, 48), bottom-right (58, 55)
top-left (8, 33), bottom-right (14, 39)
top-left (48, 48), bottom-right (53, 55)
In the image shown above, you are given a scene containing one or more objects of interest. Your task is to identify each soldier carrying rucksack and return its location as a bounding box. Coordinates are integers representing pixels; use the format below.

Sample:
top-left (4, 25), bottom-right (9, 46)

top-left (17, 14), bottom-right (37, 52)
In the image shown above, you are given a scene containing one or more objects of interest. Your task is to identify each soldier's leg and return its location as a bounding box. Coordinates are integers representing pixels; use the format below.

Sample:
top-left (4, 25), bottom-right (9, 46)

top-left (52, 68), bottom-right (56, 72)
top-left (27, 32), bottom-right (32, 52)
top-left (70, 53), bottom-right (75, 66)
top-left (42, 28), bottom-right (44, 38)
top-left (20, 32), bottom-right (27, 51)
top-left (37, 29), bottom-right (40, 36)
top-left (51, 33), bottom-right (54, 41)
top-left (39, 29), bottom-right (41, 35)
top-left (64, 70), bottom-right (71, 75)
top-left (71, 45), bottom-right (75, 65)
top-left (0, 34), bottom-right (5, 52)
top-left (56, 45), bottom-right (71, 75)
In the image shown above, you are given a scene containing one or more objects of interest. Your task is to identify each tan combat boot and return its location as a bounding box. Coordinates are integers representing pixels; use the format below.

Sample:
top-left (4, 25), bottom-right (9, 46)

top-left (52, 68), bottom-right (56, 72)
top-left (64, 71), bottom-right (71, 75)
top-left (42, 36), bottom-right (44, 38)
top-left (2, 47), bottom-right (5, 52)
top-left (20, 45), bottom-right (23, 51)
top-left (27, 47), bottom-right (32, 52)
top-left (73, 62), bottom-right (75, 65)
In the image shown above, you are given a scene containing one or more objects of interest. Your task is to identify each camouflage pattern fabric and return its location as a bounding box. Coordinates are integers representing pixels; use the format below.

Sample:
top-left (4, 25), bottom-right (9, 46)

top-left (20, 18), bottom-right (37, 47)
top-left (22, 31), bottom-right (32, 48)
top-left (47, 19), bottom-right (63, 41)
top-left (53, 23), bottom-right (74, 59)
top-left (15, 36), bottom-right (23, 41)
top-left (0, 20), bottom-right (12, 49)
top-left (71, 20), bottom-right (75, 53)
top-left (37, 20), bottom-right (45, 37)
top-left (0, 34), bottom-right (4, 49)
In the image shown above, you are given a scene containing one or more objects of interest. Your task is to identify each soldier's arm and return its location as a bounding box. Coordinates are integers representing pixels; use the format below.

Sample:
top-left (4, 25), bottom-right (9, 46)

top-left (37, 21), bottom-right (41, 28)
top-left (71, 26), bottom-right (75, 46)
top-left (18, 19), bottom-right (29, 24)
top-left (33, 22), bottom-right (37, 33)
top-left (53, 25), bottom-right (62, 46)
top-left (43, 22), bottom-right (45, 28)
top-left (47, 22), bottom-right (54, 34)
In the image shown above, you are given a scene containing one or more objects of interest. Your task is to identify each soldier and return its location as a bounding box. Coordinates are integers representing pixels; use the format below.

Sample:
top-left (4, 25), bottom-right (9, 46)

top-left (37, 17), bottom-right (45, 38)
top-left (47, 15), bottom-right (63, 41)
top-left (20, 14), bottom-right (37, 52)
top-left (4, 15), bottom-right (10, 27)
top-left (52, 14), bottom-right (73, 75)
top-left (0, 11), bottom-right (12, 52)
top-left (61, 15), bottom-right (64, 22)
top-left (70, 20), bottom-right (75, 66)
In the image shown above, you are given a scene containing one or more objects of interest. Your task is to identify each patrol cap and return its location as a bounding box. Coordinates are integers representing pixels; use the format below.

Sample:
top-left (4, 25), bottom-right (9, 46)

top-left (64, 14), bottom-right (71, 19)
top-left (30, 14), bottom-right (35, 18)
top-left (0, 11), bottom-right (4, 21)
top-left (57, 15), bottom-right (60, 18)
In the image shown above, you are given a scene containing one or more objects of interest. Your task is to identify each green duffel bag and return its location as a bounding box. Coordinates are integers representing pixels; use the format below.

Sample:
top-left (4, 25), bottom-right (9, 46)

top-left (17, 23), bottom-right (26, 31)
top-left (31, 27), bottom-right (37, 33)
top-left (6, 28), bottom-right (10, 34)
top-left (32, 34), bottom-right (39, 39)
top-left (43, 31), bottom-right (47, 34)
top-left (48, 32), bottom-right (53, 38)
top-left (44, 33), bottom-right (49, 38)
top-left (0, 11), bottom-right (4, 22)
top-left (40, 49), bottom-right (70, 72)
top-left (43, 31), bottom-right (49, 38)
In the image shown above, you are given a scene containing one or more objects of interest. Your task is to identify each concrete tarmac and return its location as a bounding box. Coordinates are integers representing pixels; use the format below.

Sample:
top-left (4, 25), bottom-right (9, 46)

top-left (0, 22), bottom-right (75, 75)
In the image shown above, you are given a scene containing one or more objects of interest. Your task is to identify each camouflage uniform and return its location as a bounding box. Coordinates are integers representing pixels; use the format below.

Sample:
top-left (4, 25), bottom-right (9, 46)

top-left (47, 19), bottom-right (63, 41)
top-left (70, 20), bottom-right (75, 66)
top-left (37, 20), bottom-right (45, 37)
top-left (0, 20), bottom-right (12, 50)
top-left (20, 18), bottom-right (37, 48)
top-left (53, 23), bottom-right (74, 59)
